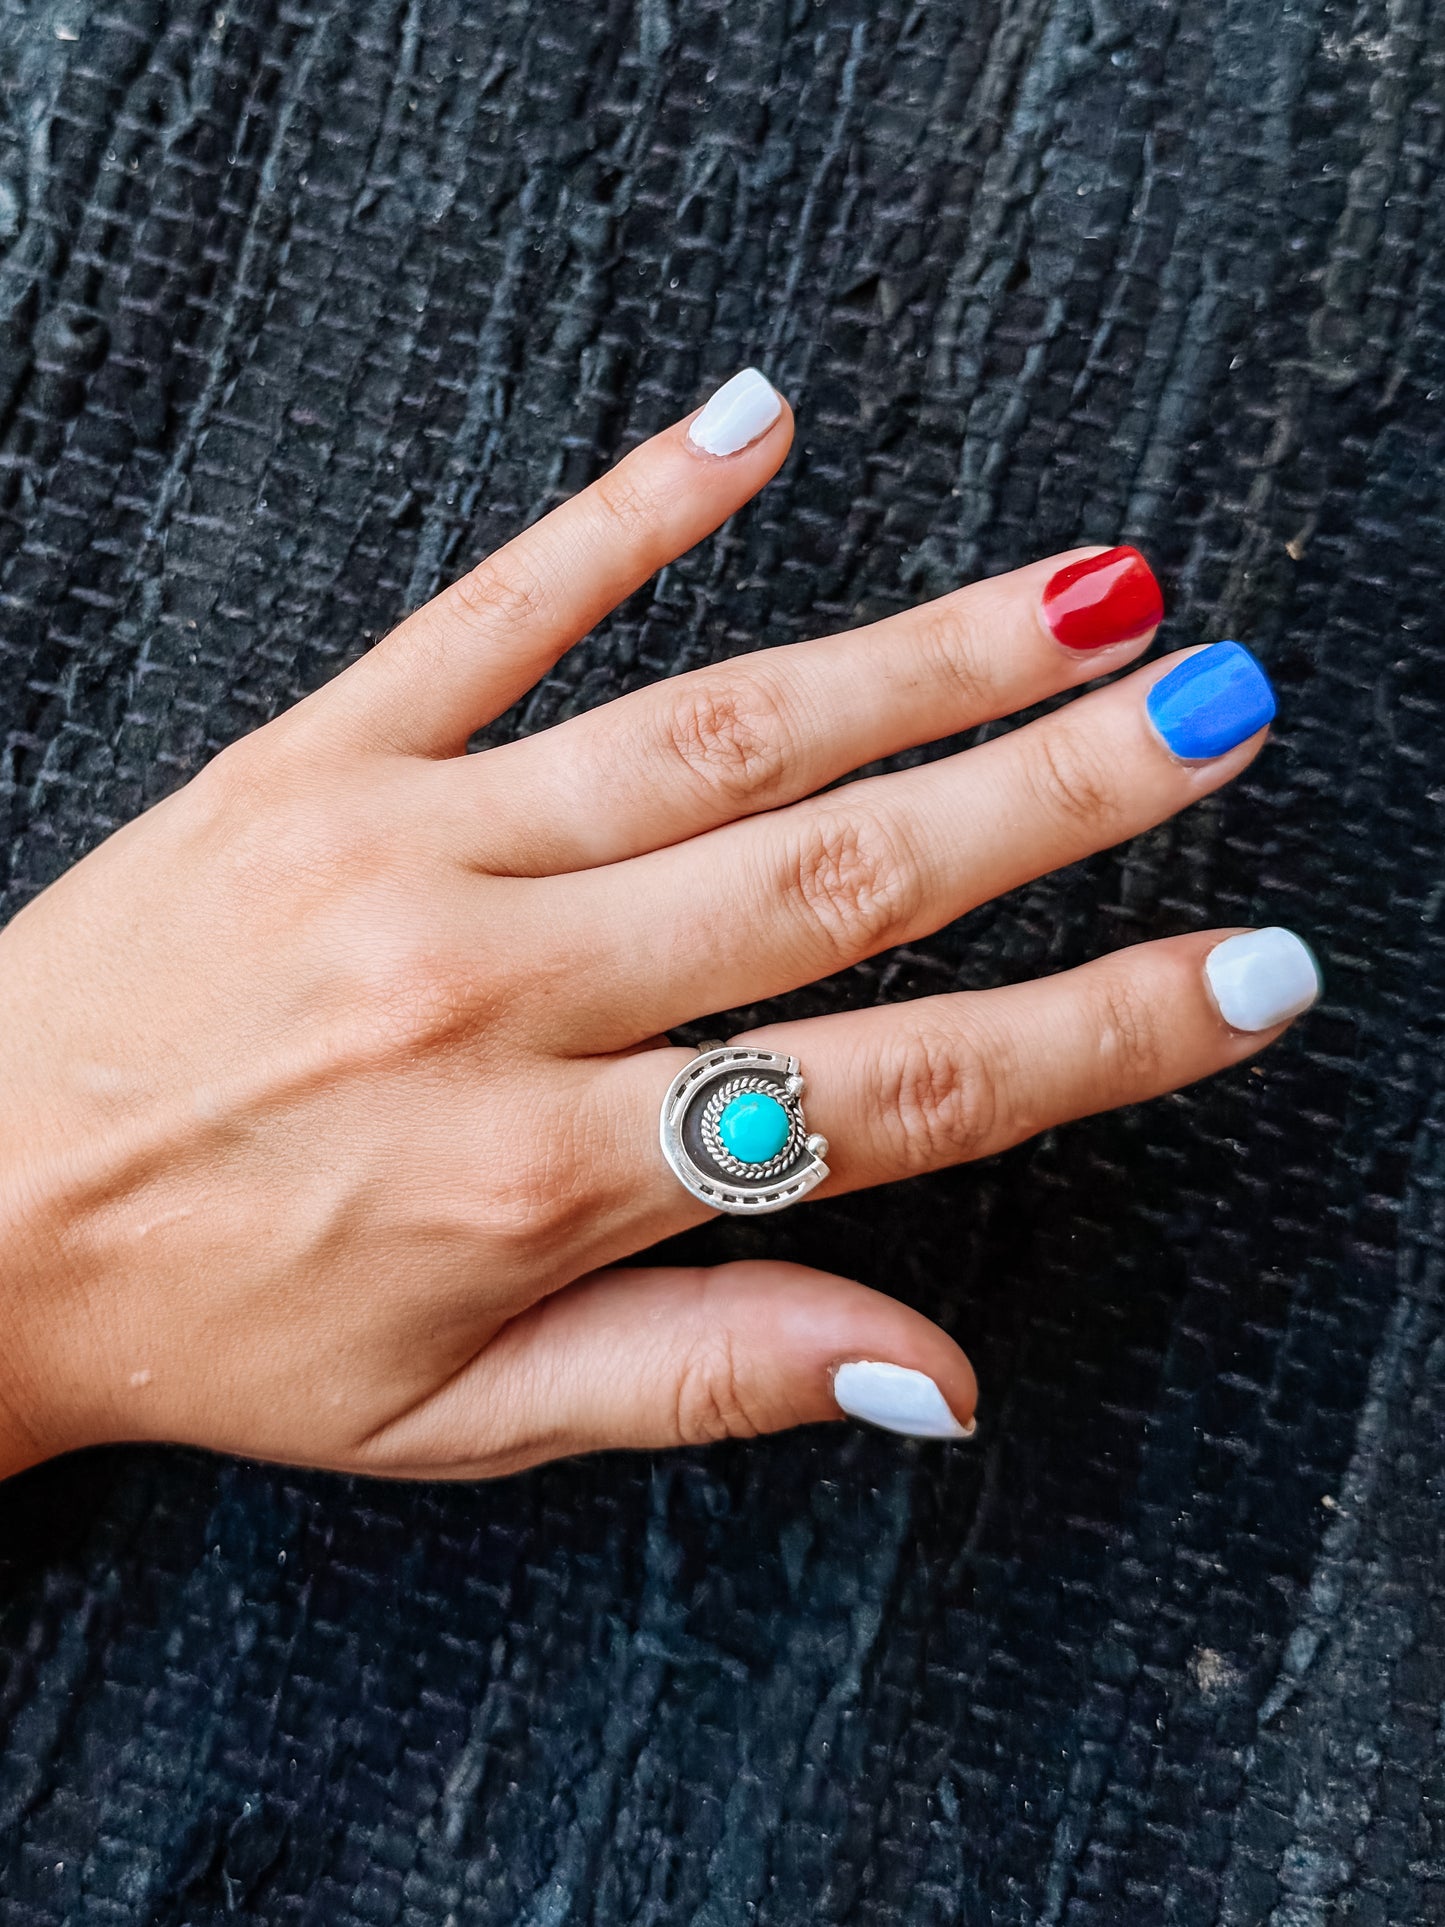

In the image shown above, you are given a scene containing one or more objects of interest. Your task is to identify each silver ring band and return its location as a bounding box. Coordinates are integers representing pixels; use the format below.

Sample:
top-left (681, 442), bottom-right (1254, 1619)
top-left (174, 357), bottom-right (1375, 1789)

top-left (660, 1043), bottom-right (830, 1215)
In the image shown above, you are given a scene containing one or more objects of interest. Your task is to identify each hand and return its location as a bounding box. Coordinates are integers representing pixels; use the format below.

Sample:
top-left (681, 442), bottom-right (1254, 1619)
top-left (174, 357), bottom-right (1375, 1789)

top-left (0, 369), bottom-right (1320, 1481)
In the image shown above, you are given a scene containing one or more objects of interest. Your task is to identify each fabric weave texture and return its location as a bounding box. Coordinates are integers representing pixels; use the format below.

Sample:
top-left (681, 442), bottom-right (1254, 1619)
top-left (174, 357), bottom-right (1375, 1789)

top-left (2, 1), bottom-right (1443, 1921)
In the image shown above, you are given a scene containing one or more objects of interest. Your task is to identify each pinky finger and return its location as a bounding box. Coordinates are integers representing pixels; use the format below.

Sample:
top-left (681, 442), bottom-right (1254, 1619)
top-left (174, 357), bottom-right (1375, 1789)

top-left (355, 1263), bottom-right (978, 1478)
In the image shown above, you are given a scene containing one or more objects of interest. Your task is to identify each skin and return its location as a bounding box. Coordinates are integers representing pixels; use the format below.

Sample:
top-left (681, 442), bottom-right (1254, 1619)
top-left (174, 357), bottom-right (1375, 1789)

top-left (0, 389), bottom-right (1287, 1483)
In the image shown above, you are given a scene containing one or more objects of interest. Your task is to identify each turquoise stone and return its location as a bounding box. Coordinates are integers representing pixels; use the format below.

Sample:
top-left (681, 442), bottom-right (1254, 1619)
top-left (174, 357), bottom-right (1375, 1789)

top-left (717, 1091), bottom-right (790, 1164)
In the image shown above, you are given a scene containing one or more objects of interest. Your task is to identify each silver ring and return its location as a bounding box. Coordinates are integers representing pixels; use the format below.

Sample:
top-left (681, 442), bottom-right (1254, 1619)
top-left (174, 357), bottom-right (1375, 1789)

top-left (660, 1043), bottom-right (830, 1215)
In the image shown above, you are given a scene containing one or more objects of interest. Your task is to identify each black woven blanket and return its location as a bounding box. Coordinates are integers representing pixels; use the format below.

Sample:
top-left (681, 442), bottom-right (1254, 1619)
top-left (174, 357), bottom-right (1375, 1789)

top-left (2, 1), bottom-right (1443, 1921)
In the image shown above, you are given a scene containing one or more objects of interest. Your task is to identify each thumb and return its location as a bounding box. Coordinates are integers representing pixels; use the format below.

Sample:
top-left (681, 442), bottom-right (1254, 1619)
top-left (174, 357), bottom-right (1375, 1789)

top-left (363, 1262), bottom-right (978, 1478)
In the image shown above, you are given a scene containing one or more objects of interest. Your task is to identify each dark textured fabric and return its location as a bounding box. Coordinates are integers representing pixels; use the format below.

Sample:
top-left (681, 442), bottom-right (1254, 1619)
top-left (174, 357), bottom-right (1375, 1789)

top-left (1, 0), bottom-right (1443, 1920)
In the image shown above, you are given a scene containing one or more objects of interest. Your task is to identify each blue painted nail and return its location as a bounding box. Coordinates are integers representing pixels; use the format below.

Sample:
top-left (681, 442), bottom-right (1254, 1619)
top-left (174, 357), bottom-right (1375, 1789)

top-left (1145, 642), bottom-right (1276, 761)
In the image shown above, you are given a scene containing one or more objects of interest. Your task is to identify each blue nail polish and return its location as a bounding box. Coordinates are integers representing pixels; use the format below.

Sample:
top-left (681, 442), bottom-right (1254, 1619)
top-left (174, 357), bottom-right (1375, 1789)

top-left (1145, 642), bottom-right (1276, 761)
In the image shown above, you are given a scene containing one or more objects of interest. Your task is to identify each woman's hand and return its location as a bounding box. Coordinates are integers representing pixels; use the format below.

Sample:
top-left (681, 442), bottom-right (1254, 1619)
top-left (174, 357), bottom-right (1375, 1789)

top-left (0, 370), bottom-right (1319, 1481)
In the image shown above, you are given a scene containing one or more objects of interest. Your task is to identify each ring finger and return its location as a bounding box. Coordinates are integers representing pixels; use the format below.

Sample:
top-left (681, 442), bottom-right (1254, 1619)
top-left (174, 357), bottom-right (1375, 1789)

top-left (600, 927), bottom-right (1321, 1234)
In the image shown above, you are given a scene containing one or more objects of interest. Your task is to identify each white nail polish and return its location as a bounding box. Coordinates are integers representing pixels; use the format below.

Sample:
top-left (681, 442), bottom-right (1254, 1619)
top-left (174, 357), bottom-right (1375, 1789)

top-left (1204, 927), bottom-right (1323, 1032)
top-left (832, 1361), bottom-right (976, 1440)
top-left (686, 367), bottom-right (782, 457)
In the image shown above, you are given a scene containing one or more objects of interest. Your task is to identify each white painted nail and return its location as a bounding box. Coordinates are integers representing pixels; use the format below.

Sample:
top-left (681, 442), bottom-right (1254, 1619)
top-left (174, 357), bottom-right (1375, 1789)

top-left (832, 1361), bottom-right (976, 1441)
top-left (1204, 927), bottom-right (1322, 1032)
top-left (685, 367), bottom-right (782, 457)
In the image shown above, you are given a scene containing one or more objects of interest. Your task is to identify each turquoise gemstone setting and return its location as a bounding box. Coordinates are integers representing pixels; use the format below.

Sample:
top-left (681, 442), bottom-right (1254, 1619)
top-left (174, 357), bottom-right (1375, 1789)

top-left (716, 1091), bottom-right (791, 1165)
top-left (660, 1046), bottom-right (829, 1214)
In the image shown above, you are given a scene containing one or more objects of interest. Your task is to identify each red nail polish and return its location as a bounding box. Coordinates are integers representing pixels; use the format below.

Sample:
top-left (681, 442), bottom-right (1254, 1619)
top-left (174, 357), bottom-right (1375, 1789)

top-left (1041, 545), bottom-right (1164, 650)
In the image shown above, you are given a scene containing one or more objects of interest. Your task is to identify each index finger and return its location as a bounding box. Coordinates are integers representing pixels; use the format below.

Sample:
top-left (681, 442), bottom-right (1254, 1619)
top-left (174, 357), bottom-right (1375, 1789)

top-left (316, 368), bottom-right (794, 758)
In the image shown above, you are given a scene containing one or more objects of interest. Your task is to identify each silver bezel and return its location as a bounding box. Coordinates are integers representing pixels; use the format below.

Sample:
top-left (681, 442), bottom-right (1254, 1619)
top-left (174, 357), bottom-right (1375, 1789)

top-left (660, 1045), bottom-right (830, 1215)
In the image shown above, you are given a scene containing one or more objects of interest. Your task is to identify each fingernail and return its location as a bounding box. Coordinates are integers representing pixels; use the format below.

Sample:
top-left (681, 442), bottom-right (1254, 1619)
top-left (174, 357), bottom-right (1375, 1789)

top-left (1041, 545), bottom-right (1164, 651)
top-left (686, 367), bottom-right (782, 457)
top-left (832, 1361), bottom-right (976, 1440)
top-left (1145, 641), bottom-right (1276, 761)
top-left (1205, 927), bottom-right (1322, 1032)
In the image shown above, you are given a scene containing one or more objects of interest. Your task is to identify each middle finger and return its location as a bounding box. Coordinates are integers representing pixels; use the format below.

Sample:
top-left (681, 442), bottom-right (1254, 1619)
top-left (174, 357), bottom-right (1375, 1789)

top-left (555, 640), bottom-right (1276, 1048)
top-left (460, 545), bottom-right (1162, 874)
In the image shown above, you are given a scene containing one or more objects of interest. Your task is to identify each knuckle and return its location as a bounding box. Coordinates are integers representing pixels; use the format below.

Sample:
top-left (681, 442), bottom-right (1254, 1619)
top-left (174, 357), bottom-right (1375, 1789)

top-left (480, 1162), bottom-right (586, 1251)
top-left (186, 739), bottom-right (356, 888)
top-left (443, 552), bottom-right (552, 637)
top-left (1090, 971), bottom-right (1167, 1088)
top-left (383, 1120), bottom-right (588, 1268)
top-left (1023, 718), bottom-right (1119, 830)
top-left (469, 1092), bottom-right (595, 1250)
top-left (786, 809), bottom-right (922, 964)
top-left (349, 938), bottom-right (476, 1054)
top-left (878, 1026), bottom-right (1005, 1168)
top-left (590, 460), bottom-right (663, 543)
top-left (912, 596), bottom-right (993, 712)
top-left (191, 734), bottom-right (278, 818)
top-left (656, 672), bottom-right (791, 808)
top-left (672, 1327), bottom-right (763, 1447)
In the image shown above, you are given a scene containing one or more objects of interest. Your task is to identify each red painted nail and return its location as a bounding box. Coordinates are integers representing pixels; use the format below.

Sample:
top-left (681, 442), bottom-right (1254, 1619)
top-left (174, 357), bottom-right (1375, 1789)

top-left (1041, 545), bottom-right (1164, 650)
